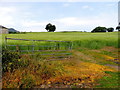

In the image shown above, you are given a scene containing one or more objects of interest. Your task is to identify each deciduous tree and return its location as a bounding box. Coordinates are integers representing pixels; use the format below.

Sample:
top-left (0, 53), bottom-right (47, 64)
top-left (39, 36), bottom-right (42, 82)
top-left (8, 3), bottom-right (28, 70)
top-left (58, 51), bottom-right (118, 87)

top-left (45, 23), bottom-right (56, 32)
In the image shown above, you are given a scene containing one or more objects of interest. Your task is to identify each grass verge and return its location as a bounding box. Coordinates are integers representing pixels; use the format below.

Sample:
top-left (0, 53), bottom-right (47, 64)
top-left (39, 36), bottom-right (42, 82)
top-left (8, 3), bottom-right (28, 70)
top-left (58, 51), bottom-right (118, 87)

top-left (95, 71), bottom-right (119, 88)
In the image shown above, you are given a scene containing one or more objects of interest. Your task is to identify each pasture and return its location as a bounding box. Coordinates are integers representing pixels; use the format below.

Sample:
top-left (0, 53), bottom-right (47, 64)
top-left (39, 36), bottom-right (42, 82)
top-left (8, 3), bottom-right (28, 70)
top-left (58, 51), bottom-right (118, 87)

top-left (1, 32), bottom-right (119, 88)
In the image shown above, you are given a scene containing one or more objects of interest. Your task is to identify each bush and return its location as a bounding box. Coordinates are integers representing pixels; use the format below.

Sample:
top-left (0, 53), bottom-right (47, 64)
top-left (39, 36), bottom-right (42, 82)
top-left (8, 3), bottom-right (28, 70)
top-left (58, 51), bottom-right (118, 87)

top-left (2, 49), bottom-right (21, 72)
top-left (2, 49), bottom-right (31, 72)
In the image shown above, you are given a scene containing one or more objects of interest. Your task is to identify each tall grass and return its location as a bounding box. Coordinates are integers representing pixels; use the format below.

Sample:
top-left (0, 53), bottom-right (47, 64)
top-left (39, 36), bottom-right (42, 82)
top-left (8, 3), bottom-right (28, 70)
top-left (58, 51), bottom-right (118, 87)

top-left (2, 32), bottom-right (118, 49)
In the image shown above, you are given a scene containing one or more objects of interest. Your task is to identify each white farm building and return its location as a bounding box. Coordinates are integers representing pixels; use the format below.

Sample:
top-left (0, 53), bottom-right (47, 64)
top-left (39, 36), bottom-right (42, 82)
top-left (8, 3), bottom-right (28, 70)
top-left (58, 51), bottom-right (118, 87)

top-left (0, 25), bottom-right (9, 34)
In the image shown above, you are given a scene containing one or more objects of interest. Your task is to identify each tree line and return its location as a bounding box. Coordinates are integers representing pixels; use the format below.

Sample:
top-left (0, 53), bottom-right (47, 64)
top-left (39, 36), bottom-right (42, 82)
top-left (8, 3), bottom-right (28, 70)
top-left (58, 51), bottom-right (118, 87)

top-left (45, 23), bottom-right (120, 32)
top-left (91, 26), bottom-right (120, 32)
top-left (91, 26), bottom-right (114, 32)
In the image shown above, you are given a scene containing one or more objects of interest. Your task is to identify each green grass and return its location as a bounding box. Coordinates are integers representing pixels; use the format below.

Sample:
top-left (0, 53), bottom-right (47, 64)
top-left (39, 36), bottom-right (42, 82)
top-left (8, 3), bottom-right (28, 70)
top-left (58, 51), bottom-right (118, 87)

top-left (77, 48), bottom-right (118, 65)
top-left (2, 32), bottom-right (118, 50)
top-left (95, 71), bottom-right (119, 88)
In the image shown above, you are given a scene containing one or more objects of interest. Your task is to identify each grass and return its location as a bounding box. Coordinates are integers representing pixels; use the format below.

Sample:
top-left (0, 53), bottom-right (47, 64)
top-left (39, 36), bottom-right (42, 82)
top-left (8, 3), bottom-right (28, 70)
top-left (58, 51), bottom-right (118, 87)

top-left (95, 71), bottom-right (119, 88)
top-left (77, 47), bottom-right (118, 65)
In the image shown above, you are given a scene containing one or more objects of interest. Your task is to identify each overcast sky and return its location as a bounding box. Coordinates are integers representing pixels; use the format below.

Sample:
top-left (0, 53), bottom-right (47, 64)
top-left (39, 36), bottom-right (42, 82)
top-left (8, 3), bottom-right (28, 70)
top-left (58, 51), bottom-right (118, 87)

top-left (0, 0), bottom-right (119, 32)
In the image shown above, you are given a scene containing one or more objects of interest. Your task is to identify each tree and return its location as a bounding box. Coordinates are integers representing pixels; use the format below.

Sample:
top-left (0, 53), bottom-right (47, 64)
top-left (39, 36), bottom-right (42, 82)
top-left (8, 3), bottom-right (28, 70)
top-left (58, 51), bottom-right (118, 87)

top-left (45, 23), bottom-right (56, 32)
top-left (116, 26), bottom-right (120, 31)
top-left (91, 26), bottom-right (107, 32)
top-left (107, 27), bottom-right (114, 32)
top-left (45, 23), bottom-right (52, 31)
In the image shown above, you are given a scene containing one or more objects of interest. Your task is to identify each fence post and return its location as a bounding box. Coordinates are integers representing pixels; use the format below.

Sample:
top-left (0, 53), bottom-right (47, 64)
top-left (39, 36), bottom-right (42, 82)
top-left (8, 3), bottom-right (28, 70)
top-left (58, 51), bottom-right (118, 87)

top-left (16, 45), bottom-right (19, 52)
top-left (70, 42), bottom-right (73, 50)
top-left (57, 43), bottom-right (60, 50)
top-left (54, 43), bottom-right (56, 50)
top-left (32, 40), bottom-right (34, 54)
top-left (5, 36), bottom-right (7, 49)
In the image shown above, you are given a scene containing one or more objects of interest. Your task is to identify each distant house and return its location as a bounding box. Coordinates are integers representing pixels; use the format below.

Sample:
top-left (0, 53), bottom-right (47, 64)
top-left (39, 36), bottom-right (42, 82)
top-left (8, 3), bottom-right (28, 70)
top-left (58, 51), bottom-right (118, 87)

top-left (0, 25), bottom-right (9, 34)
top-left (0, 25), bottom-right (20, 34)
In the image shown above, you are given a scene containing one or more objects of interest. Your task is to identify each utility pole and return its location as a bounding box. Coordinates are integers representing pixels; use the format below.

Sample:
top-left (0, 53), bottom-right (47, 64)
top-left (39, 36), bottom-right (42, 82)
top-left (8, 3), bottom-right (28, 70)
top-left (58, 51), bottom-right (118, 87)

top-left (118, 1), bottom-right (120, 25)
top-left (116, 1), bottom-right (120, 31)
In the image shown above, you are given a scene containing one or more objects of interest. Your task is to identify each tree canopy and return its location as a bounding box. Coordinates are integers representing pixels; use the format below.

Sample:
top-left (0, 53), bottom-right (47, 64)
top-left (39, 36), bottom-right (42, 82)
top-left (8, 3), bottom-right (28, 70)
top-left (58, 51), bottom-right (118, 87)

top-left (107, 27), bottom-right (114, 32)
top-left (91, 26), bottom-right (107, 32)
top-left (45, 23), bottom-right (56, 32)
top-left (116, 26), bottom-right (120, 31)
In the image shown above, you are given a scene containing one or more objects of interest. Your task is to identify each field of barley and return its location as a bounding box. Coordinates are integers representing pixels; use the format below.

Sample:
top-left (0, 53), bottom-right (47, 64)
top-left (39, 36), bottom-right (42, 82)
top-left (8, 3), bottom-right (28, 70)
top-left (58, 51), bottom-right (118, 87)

top-left (2, 32), bottom-right (118, 48)
top-left (1, 32), bottom-right (119, 88)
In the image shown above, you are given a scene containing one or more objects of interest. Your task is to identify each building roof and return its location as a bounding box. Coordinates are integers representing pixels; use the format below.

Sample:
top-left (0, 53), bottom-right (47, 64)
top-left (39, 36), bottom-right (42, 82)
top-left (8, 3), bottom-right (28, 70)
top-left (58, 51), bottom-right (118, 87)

top-left (0, 25), bottom-right (8, 29)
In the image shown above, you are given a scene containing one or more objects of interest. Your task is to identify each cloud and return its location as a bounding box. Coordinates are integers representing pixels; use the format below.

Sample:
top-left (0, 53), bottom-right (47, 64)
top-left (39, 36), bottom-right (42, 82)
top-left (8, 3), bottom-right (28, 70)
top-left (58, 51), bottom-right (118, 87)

top-left (20, 20), bottom-right (51, 32)
top-left (63, 3), bottom-right (70, 7)
top-left (106, 3), bottom-right (116, 7)
top-left (18, 11), bottom-right (118, 32)
top-left (53, 11), bottom-right (117, 31)
top-left (22, 21), bottom-right (49, 27)
top-left (0, 7), bottom-right (16, 14)
top-left (82, 5), bottom-right (94, 11)
top-left (52, 17), bottom-right (101, 31)
top-left (82, 5), bottom-right (89, 9)
top-left (0, 7), bottom-right (16, 26)
top-left (54, 17), bottom-right (102, 26)
top-left (0, 0), bottom-right (119, 2)
top-left (66, 0), bottom-right (119, 2)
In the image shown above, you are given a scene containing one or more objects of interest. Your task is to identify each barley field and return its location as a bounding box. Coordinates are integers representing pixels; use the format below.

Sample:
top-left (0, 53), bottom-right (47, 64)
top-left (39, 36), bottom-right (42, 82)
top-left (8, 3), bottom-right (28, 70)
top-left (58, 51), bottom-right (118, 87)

top-left (2, 32), bottom-right (118, 49)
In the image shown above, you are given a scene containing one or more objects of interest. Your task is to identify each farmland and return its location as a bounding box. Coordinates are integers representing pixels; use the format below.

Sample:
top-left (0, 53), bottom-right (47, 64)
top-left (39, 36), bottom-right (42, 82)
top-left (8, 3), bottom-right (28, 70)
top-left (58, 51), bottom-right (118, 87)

top-left (1, 32), bottom-right (119, 88)
top-left (2, 32), bottom-right (118, 49)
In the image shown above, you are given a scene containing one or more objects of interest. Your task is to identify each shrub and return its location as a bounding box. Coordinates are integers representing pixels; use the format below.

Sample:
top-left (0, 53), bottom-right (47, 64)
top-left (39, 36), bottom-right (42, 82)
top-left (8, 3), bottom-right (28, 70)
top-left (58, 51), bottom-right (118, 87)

top-left (2, 49), bottom-right (21, 72)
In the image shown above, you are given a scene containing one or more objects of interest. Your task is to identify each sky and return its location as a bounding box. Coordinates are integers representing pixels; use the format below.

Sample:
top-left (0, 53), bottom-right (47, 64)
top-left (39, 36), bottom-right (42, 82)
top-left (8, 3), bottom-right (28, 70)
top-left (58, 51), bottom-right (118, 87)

top-left (0, 0), bottom-right (119, 32)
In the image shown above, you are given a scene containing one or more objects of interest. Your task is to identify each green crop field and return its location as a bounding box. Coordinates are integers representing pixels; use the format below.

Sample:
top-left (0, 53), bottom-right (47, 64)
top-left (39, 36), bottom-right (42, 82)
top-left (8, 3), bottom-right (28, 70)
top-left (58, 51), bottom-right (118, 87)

top-left (2, 32), bottom-right (118, 49)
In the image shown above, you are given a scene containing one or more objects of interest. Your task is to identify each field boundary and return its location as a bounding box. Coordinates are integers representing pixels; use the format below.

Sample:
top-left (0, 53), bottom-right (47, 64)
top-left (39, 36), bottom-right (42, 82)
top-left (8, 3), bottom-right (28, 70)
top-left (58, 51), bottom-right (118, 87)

top-left (5, 37), bottom-right (71, 42)
top-left (5, 37), bottom-right (73, 60)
